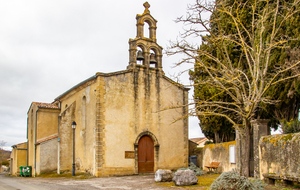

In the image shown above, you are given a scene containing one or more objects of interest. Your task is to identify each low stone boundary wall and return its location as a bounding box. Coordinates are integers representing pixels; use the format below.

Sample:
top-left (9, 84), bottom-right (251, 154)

top-left (259, 133), bottom-right (300, 181)
top-left (192, 141), bottom-right (236, 173)
top-left (263, 173), bottom-right (300, 187)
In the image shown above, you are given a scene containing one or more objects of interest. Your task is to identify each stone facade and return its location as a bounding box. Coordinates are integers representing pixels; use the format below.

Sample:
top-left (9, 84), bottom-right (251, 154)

top-left (10, 142), bottom-right (27, 176)
top-left (259, 133), bottom-right (300, 179)
top-left (36, 135), bottom-right (58, 175)
top-left (201, 141), bottom-right (237, 173)
top-left (251, 119), bottom-right (270, 178)
top-left (27, 102), bottom-right (60, 176)
top-left (25, 2), bottom-right (189, 177)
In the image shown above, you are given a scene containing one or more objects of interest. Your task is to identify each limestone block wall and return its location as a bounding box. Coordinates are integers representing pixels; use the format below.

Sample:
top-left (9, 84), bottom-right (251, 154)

top-left (259, 133), bottom-right (300, 179)
top-left (189, 140), bottom-right (198, 156)
top-left (159, 76), bottom-right (189, 170)
top-left (58, 79), bottom-right (98, 174)
top-left (55, 69), bottom-right (188, 177)
top-left (99, 68), bottom-right (188, 176)
top-left (10, 149), bottom-right (28, 175)
top-left (58, 102), bottom-right (76, 171)
top-left (189, 147), bottom-right (203, 169)
top-left (27, 104), bottom-right (37, 172)
top-left (36, 109), bottom-right (59, 140)
top-left (10, 143), bottom-right (27, 176)
top-left (39, 137), bottom-right (58, 174)
top-left (201, 141), bottom-right (237, 173)
top-left (36, 145), bottom-right (40, 175)
top-left (101, 71), bottom-right (135, 176)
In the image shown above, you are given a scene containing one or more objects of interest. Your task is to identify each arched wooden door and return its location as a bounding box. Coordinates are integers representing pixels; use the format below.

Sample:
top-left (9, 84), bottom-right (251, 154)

top-left (138, 135), bottom-right (154, 173)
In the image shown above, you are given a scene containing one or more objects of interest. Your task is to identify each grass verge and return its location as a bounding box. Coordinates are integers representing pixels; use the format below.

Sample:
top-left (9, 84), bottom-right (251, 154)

top-left (156, 173), bottom-right (220, 189)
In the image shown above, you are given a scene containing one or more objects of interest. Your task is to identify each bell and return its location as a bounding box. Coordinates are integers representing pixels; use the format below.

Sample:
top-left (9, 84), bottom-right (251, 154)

top-left (136, 50), bottom-right (144, 61)
top-left (149, 53), bottom-right (157, 64)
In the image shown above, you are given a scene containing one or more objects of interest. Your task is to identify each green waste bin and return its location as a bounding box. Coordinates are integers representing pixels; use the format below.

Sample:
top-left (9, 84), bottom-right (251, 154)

top-left (23, 166), bottom-right (32, 177)
top-left (19, 166), bottom-right (25, 177)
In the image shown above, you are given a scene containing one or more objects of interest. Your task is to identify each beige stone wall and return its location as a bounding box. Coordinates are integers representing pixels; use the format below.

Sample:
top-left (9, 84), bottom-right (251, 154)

top-left (201, 141), bottom-right (237, 173)
top-left (37, 109), bottom-right (59, 141)
top-left (189, 140), bottom-right (198, 156)
top-left (159, 76), bottom-right (189, 170)
top-left (27, 104), bottom-right (37, 173)
top-left (58, 102), bottom-right (76, 171)
top-left (56, 69), bottom-right (189, 177)
top-left (259, 133), bottom-right (300, 179)
top-left (10, 149), bottom-right (16, 175)
top-left (39, 138), bottom-right (58, 174)
top-left (100, 68), bottom-right (188, 176)
top-left (103, 72), bottom-right (135, 174)
top-left (36, 144), bottom-right (40, 175)
top-left (58, 79), bottom-right (97, 174)
top-left (27, 103), bottom-right (60, 176)
top-left (10, 143), bottom-right (27, 176)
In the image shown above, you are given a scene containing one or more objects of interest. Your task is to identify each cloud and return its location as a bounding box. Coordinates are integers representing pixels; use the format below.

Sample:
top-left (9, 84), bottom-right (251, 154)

top-left (0, 0), bottom-right (203, 147)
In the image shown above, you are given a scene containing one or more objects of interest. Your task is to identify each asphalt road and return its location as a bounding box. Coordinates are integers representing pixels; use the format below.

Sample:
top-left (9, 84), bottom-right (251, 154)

top-left (0, 173), bottom-right (69, 190)
top-left (0, 173), bottom-right (175, 190)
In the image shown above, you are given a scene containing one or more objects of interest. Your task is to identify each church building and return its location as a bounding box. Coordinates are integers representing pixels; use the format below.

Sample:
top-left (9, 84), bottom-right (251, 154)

top-left (26, 2), bottom-right (189, 177)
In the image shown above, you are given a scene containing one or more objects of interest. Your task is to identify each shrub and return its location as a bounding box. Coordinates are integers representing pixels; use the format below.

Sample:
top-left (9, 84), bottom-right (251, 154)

top-left (176, 162), bottom-right (203, 176)
top-left (210, 171), bottom-right (265, 190)
top-left (204, 140), bottom-right (214, 145)
top-left (281, 119), bottom-right (300, 134)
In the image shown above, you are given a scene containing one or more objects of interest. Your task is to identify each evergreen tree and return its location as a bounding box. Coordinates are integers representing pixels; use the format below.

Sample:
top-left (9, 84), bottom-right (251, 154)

top-left (169, 0), bottom-right (300, 176)
top-left (190, 0), bottom-right (300, 140)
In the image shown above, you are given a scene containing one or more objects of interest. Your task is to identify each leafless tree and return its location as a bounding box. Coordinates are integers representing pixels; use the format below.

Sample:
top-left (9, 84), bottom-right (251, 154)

top-left (168, 0), bottom-right (300, 176)
top-left (0, 140), bottom-right (7, 165)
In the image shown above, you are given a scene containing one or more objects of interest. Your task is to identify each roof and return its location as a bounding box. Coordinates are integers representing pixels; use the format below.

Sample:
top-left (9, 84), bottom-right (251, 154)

top-left (54, 70), bottom-right (189, 101)
top-left (197, 137), bottom-right (209, 144)
top-left (189, 137), bottom-right (206, 144)
top-left (189, 137), bottom-right (210, 145)
top-left (36, 134), bottom-right (58, 144)
top-left (11, 142), bottom-right (27, 148)
top-left (55, 74), bottom-right (97, 101)
top-left (27, 101), bottom-right (60, 114)
top-left (33, 102), bottom-right (59, 109)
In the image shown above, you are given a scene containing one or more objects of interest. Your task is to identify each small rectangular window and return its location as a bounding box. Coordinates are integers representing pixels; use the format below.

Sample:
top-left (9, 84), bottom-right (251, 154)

top-left (229, 145), bottom-right (236, 163)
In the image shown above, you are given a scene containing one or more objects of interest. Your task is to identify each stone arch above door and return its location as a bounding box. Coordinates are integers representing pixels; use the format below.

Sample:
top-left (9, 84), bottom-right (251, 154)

top-left (134, 131), bottom-right (159, 174)
top-left (134, 131), bottom-right (159, 148)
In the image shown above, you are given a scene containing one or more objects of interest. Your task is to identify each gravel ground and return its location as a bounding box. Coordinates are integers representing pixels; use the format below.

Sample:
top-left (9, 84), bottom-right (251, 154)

top-left (0, 173), bottom-right (187, 190)
top-left (1, 172), bottom-right (296, 190)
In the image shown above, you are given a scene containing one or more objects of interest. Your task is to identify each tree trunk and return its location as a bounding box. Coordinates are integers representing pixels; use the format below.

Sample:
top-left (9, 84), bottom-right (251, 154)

top-left (214, 131), bottom-right (220, 143)
top-left (240, 119), bottom-right (251, 177)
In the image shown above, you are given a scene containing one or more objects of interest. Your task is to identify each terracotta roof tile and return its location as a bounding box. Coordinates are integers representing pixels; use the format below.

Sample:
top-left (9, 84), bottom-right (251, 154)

top-left (189, 137), bottom-right (206, 144)
top-left (36, 135), bottom-right (58, 144)
top-left (33, 102), bottom-right (59, 109)
top-left (197, 137), bottom-right (208, 144)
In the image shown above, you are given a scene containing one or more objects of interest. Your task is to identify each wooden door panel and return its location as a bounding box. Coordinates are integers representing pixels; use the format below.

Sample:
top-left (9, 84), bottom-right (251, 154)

top-left (138, 136), bottom-right (154, 173)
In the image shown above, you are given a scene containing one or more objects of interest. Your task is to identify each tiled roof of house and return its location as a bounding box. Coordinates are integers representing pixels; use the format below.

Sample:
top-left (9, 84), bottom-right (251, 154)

top-left (189, 137), bottom-right (206, 144)
top-left (11, 142), bottom-right (27, 149)
top-left (33, 102), bottom-right (59, 109)
top-left (36, 134), bottom-right (58, 144)
top-left (197, 137), bottom-right (208, 144)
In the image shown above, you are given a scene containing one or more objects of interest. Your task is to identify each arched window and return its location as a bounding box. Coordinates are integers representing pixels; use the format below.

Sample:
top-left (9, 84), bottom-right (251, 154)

top-left (136, 46), bottom-right (144, 65)
top-left (149, 49), bottom-right (157, 68)
top-left (82, 96), bottom-right (86, 129)
top-left (144, 21), bottom-right (150, 38)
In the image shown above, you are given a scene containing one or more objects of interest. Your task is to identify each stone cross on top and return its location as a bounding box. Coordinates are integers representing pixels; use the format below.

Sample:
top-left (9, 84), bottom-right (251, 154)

top-left (143, 2), bottom-right (150, 14)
